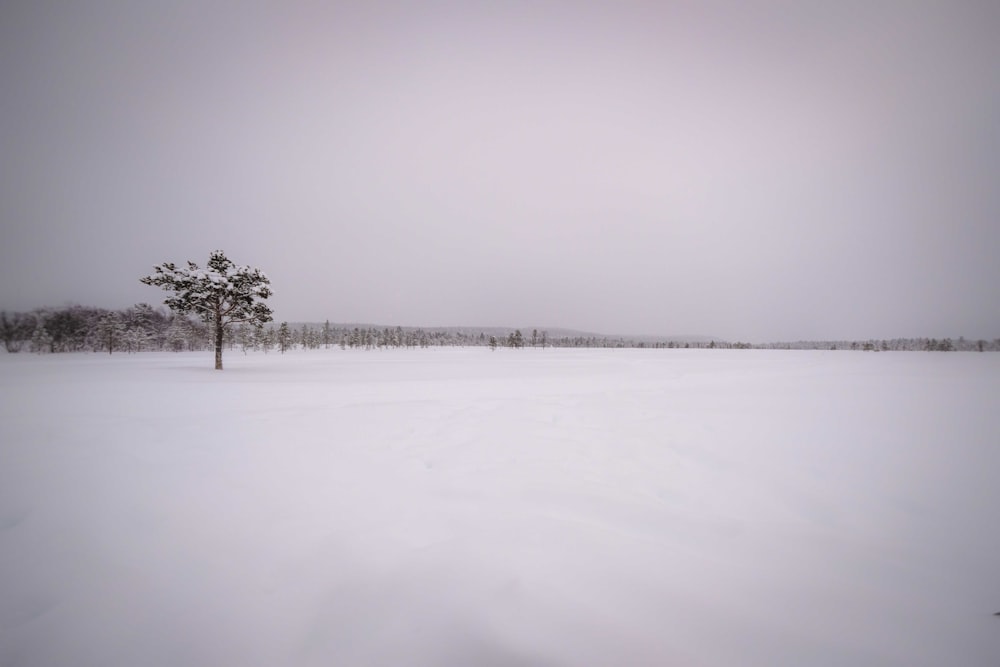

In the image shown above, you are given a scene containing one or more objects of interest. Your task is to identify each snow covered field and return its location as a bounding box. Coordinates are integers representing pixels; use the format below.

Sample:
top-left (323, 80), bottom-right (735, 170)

top-left (1, 348), bottom-right (998, 666)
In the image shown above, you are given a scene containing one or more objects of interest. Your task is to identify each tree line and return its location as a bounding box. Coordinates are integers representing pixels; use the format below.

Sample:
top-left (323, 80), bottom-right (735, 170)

top-left (7, 251), bottom-right (991, 371)
top-left (3, 305), bottom-right (996, 355)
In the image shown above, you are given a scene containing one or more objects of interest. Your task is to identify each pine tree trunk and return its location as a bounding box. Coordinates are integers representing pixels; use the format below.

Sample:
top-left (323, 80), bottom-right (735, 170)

top-left (214, 311), bottom-right (224, 370)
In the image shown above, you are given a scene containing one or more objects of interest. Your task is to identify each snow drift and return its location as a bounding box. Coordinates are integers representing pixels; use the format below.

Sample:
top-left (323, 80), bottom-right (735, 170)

top-left (1, 348), bottom-right (998, 666)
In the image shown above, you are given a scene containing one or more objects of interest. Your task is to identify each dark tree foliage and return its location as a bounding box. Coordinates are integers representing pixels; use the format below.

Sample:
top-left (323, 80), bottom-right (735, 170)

top-left (1, 311), bottom-right (36, 353)
top-left (277, 322), bottom-right (292, 353)
top-left (141, 250), bottom-right (273, 369)
top-left (45, 307), bottom-right (91, 352)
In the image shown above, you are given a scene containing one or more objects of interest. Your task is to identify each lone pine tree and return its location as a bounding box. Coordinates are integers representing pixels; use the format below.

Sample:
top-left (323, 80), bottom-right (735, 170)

top-left (141, 250), bottom-right (273, 369)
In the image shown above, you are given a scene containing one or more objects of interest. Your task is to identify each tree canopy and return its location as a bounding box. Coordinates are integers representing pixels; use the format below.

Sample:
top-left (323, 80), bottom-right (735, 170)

top-left (141, 250), bottom-right (273, 369)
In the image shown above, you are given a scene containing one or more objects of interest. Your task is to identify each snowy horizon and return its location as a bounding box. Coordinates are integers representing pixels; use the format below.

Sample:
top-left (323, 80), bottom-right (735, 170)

top-left (4, 303), bottom-right (996, 348)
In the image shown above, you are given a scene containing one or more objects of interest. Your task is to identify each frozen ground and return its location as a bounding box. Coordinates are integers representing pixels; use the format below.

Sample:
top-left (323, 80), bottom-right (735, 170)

top-left (1, 348), bottom-right (998, 666)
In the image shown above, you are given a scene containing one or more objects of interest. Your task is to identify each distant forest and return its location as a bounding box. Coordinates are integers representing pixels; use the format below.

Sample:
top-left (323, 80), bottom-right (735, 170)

top-left (1, 304), bottom-right (996, 354)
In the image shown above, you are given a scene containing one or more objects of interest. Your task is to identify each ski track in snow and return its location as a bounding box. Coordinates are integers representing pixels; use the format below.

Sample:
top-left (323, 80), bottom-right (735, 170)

top-left (1, 348), bottom-right (998, 666)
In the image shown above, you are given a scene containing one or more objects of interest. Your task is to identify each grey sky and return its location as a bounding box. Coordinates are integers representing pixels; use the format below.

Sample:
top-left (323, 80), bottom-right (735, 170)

top-left (2, 1), bottom-right (998, 342)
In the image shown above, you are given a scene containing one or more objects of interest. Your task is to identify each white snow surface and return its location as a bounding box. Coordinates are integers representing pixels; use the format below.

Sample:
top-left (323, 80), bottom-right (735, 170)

top-left (1, 348), bottom-right (998, 666)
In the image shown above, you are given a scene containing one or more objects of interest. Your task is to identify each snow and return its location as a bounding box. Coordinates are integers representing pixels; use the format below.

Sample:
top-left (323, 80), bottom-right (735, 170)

top-left (1, 348), bottom-right (998, 666)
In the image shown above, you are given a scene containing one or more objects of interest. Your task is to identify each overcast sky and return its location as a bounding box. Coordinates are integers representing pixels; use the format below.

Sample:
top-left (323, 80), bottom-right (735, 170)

top-left (1, 1), bottom-right (997, 341)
